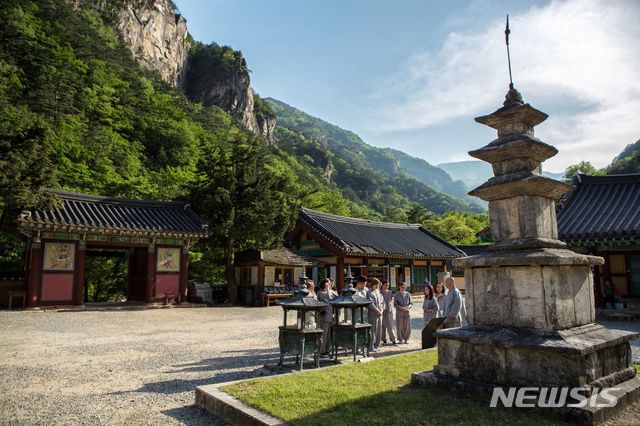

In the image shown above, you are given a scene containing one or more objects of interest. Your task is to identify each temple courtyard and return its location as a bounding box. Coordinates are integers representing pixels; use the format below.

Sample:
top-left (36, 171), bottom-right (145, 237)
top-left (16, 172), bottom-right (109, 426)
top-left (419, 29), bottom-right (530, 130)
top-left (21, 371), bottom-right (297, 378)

top-left (0, 305), bottom-right (638, 425)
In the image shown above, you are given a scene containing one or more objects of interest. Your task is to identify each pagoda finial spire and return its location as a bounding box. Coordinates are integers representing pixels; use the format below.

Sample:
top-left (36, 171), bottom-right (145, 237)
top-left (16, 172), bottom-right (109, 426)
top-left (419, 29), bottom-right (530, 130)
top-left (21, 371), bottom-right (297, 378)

top-left (505, 14), bottom-right (514, 89)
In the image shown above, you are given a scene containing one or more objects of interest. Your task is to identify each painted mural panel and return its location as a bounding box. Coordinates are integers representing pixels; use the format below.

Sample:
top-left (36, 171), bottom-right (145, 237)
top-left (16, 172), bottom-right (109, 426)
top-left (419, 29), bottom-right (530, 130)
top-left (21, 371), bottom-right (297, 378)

top-left (43, 242), bottom-right (75, 271)
top-left (156, 247), bottom-right (181, 272)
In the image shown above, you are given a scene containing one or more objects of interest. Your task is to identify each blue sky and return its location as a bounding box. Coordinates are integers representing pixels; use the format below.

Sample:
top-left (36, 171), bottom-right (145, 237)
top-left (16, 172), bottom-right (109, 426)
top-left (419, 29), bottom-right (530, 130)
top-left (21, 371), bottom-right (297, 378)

top-left (176, 0), bottom-right (640, 172)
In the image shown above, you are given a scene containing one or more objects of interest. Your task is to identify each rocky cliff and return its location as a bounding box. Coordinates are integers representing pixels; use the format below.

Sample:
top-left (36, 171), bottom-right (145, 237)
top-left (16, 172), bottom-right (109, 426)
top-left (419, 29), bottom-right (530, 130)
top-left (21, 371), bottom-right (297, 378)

top-left (94, 0), bottom-right (191, 86)
top-left (85, 0), bottom-right (276, 144)
top-left (183, 45), bottom-right (276, 145)
top-left (183, 45), bottom-right (277, 144)
top-left (75, 0), bottom-right (189, 86)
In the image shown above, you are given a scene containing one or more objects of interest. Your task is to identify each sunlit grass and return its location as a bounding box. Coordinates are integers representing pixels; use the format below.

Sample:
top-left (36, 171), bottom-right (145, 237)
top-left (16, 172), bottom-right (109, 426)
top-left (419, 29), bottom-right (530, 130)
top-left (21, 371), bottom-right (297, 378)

top-left (222, 351), bottom-right (561, 425)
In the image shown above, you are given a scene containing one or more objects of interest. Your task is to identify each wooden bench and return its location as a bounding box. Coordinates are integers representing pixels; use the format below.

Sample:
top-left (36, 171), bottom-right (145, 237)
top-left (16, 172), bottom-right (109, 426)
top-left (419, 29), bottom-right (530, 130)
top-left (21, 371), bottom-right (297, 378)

top-left (5, 290), bottom-right (27, 309)
top-left (261, 292), bottom-right (292, 307)
top-left (0, 276), bottom-right (26, 309)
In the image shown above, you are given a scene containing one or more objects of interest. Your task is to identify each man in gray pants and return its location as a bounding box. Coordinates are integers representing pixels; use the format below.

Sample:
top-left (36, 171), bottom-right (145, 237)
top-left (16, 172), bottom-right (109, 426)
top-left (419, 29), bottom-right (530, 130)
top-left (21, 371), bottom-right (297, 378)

top-left (381, 280), bottom-right (397, 345)
top-left (443, 277), bottom-right (464, 328)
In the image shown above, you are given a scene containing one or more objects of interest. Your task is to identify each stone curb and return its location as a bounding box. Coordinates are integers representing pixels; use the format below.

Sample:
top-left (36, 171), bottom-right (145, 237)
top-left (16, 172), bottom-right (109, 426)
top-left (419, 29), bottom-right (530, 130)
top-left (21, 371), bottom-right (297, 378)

top-left (19, 303), bottom-right (210, 312)
top-left (196, 348), bottom-right (437, 426)
top-left (195, 381), bottom-right (287, 426)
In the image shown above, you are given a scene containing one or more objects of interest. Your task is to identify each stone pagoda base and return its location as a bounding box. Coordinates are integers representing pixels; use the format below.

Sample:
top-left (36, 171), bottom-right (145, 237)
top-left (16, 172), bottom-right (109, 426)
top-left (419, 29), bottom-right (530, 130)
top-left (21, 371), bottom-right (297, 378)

top-left (412, 324), bottom-right (640, 424)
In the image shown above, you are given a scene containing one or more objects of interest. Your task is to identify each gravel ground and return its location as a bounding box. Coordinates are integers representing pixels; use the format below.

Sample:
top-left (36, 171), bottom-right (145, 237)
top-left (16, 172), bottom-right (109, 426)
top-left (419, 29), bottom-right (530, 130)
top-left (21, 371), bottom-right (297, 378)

top-left (0, 304), bottom-right (427, 425)
top-left (1, 305), bottom-right (638, 425)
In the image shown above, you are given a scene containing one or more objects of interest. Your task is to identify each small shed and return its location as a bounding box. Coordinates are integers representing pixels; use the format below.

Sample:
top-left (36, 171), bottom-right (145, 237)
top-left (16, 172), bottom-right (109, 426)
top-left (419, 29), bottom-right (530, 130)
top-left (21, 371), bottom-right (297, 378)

top-left (234, 248), bottom-right (326, 306)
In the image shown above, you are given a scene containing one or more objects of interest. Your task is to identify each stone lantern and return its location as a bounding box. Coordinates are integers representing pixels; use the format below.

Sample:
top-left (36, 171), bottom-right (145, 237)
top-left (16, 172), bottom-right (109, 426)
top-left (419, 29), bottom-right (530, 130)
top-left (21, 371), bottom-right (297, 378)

top-left (413, 86), bottom-right (639, 420)
top-left (329, 273), bottom-right (372, 361)
top-left (276, 273), bottom-right (327, 371)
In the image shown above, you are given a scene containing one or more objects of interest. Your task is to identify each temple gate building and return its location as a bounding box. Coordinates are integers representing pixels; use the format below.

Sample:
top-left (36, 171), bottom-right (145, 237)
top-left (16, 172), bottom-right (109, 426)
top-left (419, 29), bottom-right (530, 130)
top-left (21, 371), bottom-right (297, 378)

top-left (3, 189), bottom-right (207, 307)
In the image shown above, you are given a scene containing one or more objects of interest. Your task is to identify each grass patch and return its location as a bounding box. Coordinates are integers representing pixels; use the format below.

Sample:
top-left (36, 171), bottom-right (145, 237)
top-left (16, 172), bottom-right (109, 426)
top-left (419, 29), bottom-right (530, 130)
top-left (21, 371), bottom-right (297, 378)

top-left (635, 364), bottom-right (640, 374)
top-left (222, 351), bottom-right (559, 425)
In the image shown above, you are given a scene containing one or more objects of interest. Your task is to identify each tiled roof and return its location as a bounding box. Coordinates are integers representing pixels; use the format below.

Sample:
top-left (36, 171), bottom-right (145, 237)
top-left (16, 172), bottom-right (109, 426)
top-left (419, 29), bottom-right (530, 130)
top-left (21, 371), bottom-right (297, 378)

top-left (18, 189), bottom-right (208, 238)
top-left (298, 207), bottom-right (464, 258)
top-left (235, 248), bottom-right (326, 266)
top-left (557, 174), bottom-right (640, 242)
top-left (456, 244), bottom-right (492, 256)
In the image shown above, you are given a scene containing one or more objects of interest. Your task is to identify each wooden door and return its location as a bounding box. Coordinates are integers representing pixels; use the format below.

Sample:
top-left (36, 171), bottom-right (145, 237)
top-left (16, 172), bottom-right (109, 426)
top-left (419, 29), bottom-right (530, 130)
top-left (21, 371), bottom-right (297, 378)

top-left (630, 254), bottom-right (640, 297)
top-left (608, 254), bottom-right (628, 296)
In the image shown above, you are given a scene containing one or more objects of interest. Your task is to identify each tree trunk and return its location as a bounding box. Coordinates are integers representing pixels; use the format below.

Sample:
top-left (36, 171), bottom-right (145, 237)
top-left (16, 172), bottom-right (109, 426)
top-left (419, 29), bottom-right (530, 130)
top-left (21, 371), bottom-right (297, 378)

top-left (223, 237), bottom-right (238, 304)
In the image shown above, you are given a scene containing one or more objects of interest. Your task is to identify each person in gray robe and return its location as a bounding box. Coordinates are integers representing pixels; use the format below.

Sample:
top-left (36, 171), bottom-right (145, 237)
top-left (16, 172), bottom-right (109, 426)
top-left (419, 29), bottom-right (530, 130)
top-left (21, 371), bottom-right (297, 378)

top-left (443, 277), bottom-right (464, 328)
top-left (354, 275), bottom-right (368, 323)
top-left (317, 279), bottom-right (335, 357)
top-left (367, 278), bottom-right (384, 352)
top-left (434, 283), bottom-right (446, 318)
top-left (422, 284), bottom-right (440, 327)
top-left (381, 280), bottom-right (397, 345)
top-left (393, 282), bottom-right (413, 343)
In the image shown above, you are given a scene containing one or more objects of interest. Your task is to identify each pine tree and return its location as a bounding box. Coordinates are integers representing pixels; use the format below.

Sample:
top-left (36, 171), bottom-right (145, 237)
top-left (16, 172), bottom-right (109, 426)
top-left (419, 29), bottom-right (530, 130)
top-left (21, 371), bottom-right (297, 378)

top-left (192, 134), bottom-right (299, 303)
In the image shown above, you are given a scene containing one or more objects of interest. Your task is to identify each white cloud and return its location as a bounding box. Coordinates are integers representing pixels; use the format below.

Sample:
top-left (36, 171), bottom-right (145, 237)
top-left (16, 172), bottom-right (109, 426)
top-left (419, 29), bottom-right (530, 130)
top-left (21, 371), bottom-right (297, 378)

top-left (365, 0), bottom-right (640, 169)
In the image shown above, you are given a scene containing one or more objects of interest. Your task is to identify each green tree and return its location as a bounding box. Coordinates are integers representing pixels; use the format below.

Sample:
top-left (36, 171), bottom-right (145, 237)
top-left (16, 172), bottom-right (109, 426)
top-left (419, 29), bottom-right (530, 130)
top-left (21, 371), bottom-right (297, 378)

top-left (563, 161), bottom-right (605, 183)
top-left (422, 211), bottom-right (489, 245)
top-left (191, 135), bottom-right (299, 303)
top-left (608, 152), bottom-right (640, 175)
top-left (407, 204), bottom-right (434, 224)
top-left (0, 60), bottom-right (58, 209)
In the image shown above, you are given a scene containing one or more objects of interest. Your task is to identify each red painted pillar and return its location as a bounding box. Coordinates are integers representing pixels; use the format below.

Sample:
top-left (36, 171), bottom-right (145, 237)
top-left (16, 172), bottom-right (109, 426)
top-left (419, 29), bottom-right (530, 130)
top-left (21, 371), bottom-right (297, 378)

top-left (336, 256), bottom-right (345, 290)
top-left (127, 249), bottom-right (135, 301)
top-left (145, 245), bottom-right (155, 303)
top-left (73, 241), bottom-right (85, 305)
top-left (179, 246), bottom-right (189, 303)
top-left (27, 242), bottom-right (42, 307)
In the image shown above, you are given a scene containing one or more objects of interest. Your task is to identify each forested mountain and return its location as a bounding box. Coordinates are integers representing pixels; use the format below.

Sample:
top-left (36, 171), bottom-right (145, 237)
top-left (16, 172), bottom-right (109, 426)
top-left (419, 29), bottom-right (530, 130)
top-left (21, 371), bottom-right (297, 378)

top-left (439, 160), bottom-right (565, 190)
top-left (553, 139), bottom-right (640, 182)
top-left (437, 161), bottom-right (493, 190)
top-left (0, 0), bottom-right (488, 298)
top-left (608, 139), bottom-right (640, 174)
top-left (382, 149), bottom-right (472, 201)
top-left (266, 98), bottom-right (484, 215)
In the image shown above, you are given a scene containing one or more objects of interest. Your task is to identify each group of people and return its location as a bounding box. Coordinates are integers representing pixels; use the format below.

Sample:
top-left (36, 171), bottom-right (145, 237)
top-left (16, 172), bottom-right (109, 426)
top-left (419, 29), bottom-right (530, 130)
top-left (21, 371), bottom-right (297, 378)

top-left (422, 276), bottom-right (465, 328)
top-left (302, 274), bottom-right (465, 358)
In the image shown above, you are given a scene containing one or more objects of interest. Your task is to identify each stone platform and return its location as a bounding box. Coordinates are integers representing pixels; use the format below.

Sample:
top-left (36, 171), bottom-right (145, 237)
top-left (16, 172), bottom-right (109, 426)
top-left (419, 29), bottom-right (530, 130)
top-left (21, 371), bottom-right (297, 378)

top-left (412, 370), bottom-right (640, 424)
top-left (412, 323), bottom-right (640, 424)
top-left (433, 324), bottom-right (638, 388)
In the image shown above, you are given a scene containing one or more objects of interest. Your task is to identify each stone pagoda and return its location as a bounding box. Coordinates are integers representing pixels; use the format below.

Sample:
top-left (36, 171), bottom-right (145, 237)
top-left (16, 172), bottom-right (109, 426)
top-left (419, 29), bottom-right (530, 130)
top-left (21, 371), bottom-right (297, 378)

top-left (413, 85), bottom-right (639, 420)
